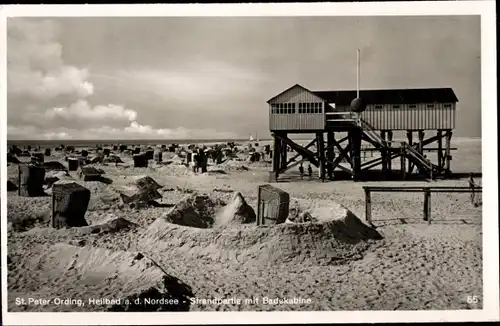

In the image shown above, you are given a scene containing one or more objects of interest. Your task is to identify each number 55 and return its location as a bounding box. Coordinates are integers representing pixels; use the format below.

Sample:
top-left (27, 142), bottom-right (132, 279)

top-left (467, 296), bottom-right (479, 303)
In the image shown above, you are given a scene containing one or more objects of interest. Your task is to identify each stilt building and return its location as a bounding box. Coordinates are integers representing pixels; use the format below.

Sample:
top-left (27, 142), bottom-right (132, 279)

top-left (268, 84), bottom-right (458, 181)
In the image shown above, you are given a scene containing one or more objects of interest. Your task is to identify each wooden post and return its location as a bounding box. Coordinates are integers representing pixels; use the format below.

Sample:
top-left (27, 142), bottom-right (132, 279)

top-left (445, 130), bottom-right (452, 175)
top-left (428, 190), bottom-right (432, 225)
top-left (423, 187), bottom-right (431, 222)
top-left (272, 134), bottom-right (277, 172)
top-left (350, 130), bottom-right (362, 181)
top-left (418, 130), bottom-right (425, 156)
top-left (274, 134), bottom-right (280, 180)
top-left (280, 133), bottom-right (288, 171)
top-left (400, 144), bottom-right (406, 180)
top-left (387, 130), bottom-right (393, 174)
top-left (407, 130), bottom-right (413, 174)
top-left (317, 132), bottom-right (326, 182)
top-left (257, 186), bottom-right (262, 226)
top-left (381, 131), bottom-right (387, 173)
top-left (365, 188), bottom-right (372, 225)
top-left (327, 131), bottom-right (334, 180)
top-left (437, 130), bottom-right (443, 172)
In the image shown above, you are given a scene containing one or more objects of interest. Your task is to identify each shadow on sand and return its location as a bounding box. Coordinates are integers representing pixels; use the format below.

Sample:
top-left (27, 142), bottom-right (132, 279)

top-left (371, 217), bottom-right (481, 227)
top-left (275, 169), bottom-right (436, 183)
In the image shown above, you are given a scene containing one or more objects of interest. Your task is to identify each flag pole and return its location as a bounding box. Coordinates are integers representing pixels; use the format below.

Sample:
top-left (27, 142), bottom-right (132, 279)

top-left (357, 49), bottom-right (360, 98)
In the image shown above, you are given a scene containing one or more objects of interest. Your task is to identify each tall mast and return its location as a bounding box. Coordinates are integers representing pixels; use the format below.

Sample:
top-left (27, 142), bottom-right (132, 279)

top-left (357, 49), bottom-right (360, 98)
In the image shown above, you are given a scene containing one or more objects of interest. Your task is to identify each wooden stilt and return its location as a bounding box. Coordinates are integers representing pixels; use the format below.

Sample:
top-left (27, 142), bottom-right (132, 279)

top-left (437, 130), bottom-right (443, 172)
top-left (317, 132), bottom-right (326, 182)
top-left (350, 130), bottom-right (362, 181)
top-left (272, 134), bottom-right (278, 172)
top-left (407, 131), bottom-right (413, 174)
top-left (274, 133), bottom-right (280, 180)
top-left (400, 144), bottom-right (407, 180)
top-left (365, 188), bottom-right (372, 225)
top-left (423, 187), bottom-right (431, 222)
top-left (418, 130), bottom-right (425, 156)
top-left (281, 133), bottom-right (288, 170)
top-left (445, 130), bottom-right (452, 175)
top-left (381, 131), bottom-right (387, 174)
top-left (387, 131), bottom-right (393, 175)
top-left (327, 131), bottom-right (334, 180)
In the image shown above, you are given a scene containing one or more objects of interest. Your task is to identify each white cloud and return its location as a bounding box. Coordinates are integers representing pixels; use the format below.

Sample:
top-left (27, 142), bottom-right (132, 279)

top-left (7, 19), bottom-right (244, 140)
top-left (7, 124), bottom-right (238, 141)
top-left (45, 100), bottom-right (137, 123)
top-left (7, 19), bottom-right (94, 100)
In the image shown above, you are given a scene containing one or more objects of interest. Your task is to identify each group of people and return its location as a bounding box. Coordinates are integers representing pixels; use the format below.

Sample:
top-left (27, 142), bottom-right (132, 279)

top-left (298, 162), bottom-right (313, 180)
top-left (190, 148), bottom-right (208, 173)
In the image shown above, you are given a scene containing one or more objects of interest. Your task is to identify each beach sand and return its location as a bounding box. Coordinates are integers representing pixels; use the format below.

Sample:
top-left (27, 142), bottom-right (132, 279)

top-left (6, 138), bottom-right (482, 311)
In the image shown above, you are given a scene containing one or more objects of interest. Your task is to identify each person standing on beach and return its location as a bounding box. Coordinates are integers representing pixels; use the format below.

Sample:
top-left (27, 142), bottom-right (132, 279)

top-left (299, 163), bottom-right (304, 180)
top-left (192, 153), bottom-right (198, 173)
top-left (307, 164), bottom-right (312, 179)
top-left (469, 173), bottom-right (476, 205)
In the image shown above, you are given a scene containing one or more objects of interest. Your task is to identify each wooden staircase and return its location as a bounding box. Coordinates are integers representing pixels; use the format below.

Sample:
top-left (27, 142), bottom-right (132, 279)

top-left (329, 112), bottom-right (438, 179)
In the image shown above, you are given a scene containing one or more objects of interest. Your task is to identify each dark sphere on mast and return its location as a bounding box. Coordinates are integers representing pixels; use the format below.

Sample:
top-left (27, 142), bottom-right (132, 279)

top-left (350, 97), bottom-right (367, 113)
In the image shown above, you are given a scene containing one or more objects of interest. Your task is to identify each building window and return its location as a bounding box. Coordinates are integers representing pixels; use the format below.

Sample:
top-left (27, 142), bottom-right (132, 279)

top-left (427, 104), bottom-right (435, 109)
top-left (392, 105), bottom-right (400, 109)
top-left (408, 104), bottom-right (417, 109)
top-left (444, 104), bottom-right (452, 108)
top-left (375, 105), bottom-right (383, 109)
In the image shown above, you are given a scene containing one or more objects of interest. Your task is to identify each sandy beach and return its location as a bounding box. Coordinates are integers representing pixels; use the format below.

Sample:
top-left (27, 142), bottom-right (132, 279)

top-left (6, 138), bottom-right (482, 312)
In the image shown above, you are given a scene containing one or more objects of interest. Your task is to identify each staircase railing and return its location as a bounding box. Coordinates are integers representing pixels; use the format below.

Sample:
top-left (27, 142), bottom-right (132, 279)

top-left (355, 114), bottom-right (387, 147)
top-left (403, 142), bottom-right (435, 179)
top-left (327, 111), bottom-right (438, 179)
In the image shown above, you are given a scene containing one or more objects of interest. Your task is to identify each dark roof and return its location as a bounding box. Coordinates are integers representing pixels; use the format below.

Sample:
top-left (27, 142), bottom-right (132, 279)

top-left (312, 88), bottom-right (458, 105)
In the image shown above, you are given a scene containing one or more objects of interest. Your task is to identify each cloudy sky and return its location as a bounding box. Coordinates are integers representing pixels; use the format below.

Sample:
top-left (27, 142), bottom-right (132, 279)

top-left (7, 16), bottom-right (480, 140)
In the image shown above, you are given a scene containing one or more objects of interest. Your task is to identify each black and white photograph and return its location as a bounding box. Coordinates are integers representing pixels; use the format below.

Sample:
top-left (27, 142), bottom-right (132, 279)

top-left (1, 2), bottom-right (498, 325)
